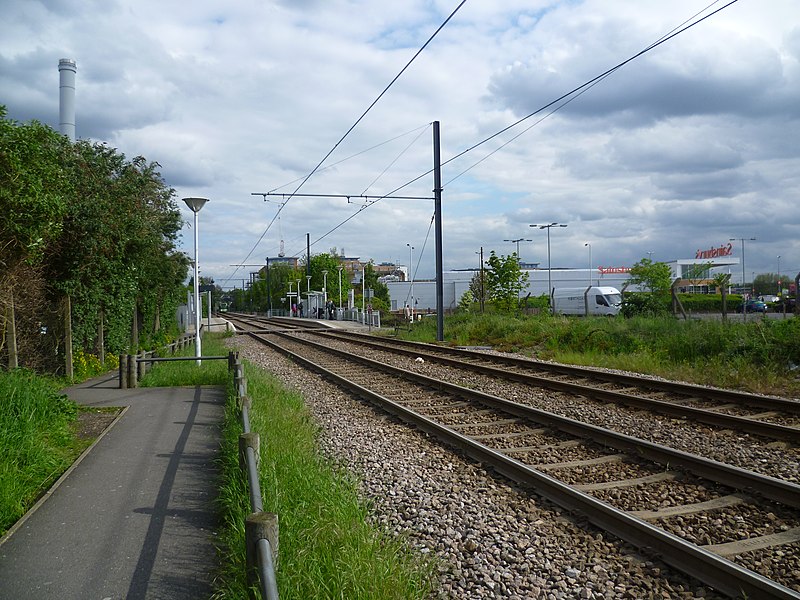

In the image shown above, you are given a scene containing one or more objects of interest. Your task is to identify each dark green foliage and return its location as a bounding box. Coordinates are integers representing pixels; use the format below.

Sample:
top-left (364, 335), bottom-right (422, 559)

top-left (621, 292), bottom-right (670, 317)
top-left (1, 107), bottom-right (188, 371)
top-left (484, 251), bottom-right (529, 312)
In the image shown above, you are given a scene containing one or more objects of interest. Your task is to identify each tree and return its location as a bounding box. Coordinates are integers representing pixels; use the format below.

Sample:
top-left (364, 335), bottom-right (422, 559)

top-left (1, 107), bottom-right (189, 370)
top-left (484, 251), bottom-right (529, 312)
top-left (712, 272), bottom-right (732, 320)
top-left (753, 273), bottom-right (780, 296)
top-left (469, 270), bottom-right (486, 311)
top-left (622, 258), bottom-right (673, 317)
top-left (628, 258), bottom-right (672, 295)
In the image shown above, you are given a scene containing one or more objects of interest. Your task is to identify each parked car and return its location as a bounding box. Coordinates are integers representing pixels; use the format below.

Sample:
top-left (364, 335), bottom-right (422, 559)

top-left (744, 299), bottom-right (768, 313)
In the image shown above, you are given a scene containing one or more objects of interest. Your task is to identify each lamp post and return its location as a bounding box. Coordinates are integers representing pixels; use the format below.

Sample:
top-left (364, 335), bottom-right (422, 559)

top-left (288, 281), bottom-right (294, 315)
top-left (361, 267), bottom-right (366, 322)
top-left (585, 243), bottom-right (592, 287)
top-left (531, 222), bottom-right (567, 311)
top-left (296, 279), bottom-right (302, 316)
top-left (183, 197), bottom-right (208, 365)
top-left (322, 270), bottom-right (328, 306)
top-left (407, 243), bottom-right (414, 321)
top-left (503, 237), bottom-right (532, 259)
top-left (777, 255), bottom-right (781, 295)
top-left (730, 237), bottom-right (756, 292)
top-left (730, 237), bottom-right (756, 320)
top-left (337, 266), bottom-right (343, 311)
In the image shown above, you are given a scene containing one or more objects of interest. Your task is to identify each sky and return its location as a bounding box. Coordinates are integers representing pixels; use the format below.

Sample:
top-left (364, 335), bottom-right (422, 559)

top-left (2, 0), bottom-right (799, 289)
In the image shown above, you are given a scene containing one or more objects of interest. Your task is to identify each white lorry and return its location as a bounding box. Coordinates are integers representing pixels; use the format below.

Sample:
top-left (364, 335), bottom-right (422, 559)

top-left (551, 286), bottom-right (622, 316)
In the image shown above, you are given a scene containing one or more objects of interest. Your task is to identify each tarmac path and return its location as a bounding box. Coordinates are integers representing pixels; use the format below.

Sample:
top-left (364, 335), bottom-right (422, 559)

top-left (0, 373), bottom-right (224, 599)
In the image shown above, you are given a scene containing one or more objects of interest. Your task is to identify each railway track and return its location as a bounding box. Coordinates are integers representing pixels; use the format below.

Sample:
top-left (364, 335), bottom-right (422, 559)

top-left (224, 314), bottom-right (800, 597)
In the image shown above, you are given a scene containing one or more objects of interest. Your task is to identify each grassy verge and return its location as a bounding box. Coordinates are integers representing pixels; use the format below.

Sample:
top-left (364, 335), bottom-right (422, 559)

top-left (144, 334), bottom-right (436, 599)
top-left (0, 370), bottom-right (85, 536)
top-left (396, 312), bottom-right (800, 396)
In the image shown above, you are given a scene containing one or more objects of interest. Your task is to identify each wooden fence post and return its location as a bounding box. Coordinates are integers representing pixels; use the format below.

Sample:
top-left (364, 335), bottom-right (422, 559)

top-left (119, 354), bottom-right (128, 389)
top-left (245, 512), bottom-right (279, 598)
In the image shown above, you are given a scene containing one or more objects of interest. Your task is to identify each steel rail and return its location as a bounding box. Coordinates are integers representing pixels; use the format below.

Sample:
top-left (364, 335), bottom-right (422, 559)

top-left (269, 330), bottom-right (800, 507)
top-left (328, 329), bottom-right (800, 414)
top-left (246, 329), bottom-right (800, 600)
top-left (304, 330), bottom-right (800, 442)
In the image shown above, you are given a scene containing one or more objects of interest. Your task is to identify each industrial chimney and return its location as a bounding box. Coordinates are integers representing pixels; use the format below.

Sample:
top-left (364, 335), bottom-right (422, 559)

top-left (58, 58), bottom-right (76, 141)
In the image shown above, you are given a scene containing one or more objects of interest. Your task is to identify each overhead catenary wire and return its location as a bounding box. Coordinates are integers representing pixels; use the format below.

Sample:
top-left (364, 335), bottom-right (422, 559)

top-left (225, 0), bottom-right (740, 287)
top-left (222, 1), bottom-right (469, 288)
top-left (291, 0), bottom-right (740, 256)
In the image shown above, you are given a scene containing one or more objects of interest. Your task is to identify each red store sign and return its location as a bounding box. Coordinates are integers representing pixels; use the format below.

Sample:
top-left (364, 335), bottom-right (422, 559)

top-left (695, 242), bottom-right (733, 260)
top-left (598, 267), bottom-right (630, 275)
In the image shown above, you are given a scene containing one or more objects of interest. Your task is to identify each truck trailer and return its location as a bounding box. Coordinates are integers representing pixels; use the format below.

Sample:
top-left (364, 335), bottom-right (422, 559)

top-left (552, 286), bottom-right (622, 316)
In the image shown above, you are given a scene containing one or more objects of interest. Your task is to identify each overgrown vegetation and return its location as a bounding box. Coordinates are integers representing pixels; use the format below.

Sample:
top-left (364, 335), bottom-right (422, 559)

top-left (0, 370), bottom-right (82, 535)
top-left (397, 312), bottom-right (800, 396)
top-left (1, 106), bottom-right (188, 375)
top-left (141, 334), bottom-right (436, 598)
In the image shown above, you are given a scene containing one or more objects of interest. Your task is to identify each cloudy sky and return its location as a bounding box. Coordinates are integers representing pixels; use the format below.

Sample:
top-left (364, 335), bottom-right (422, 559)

top-left (2, 0), bottom-right (799, 288)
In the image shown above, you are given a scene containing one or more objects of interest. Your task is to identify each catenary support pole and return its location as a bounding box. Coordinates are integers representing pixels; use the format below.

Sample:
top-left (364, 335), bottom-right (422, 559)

top-left (433, 121), bottom-right (444, 342)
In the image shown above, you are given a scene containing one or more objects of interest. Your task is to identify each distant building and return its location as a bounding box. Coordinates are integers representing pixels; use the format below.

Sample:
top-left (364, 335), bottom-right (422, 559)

top-left (386, 240), bottom-right (744, 311)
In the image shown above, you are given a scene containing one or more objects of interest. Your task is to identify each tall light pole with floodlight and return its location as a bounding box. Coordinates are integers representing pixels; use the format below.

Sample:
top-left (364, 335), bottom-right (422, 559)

top-left (730, 237), bottom-right (756, 320)
top-left (585, 243), bottom-right (592, 287)
top-left (183, 197), bottom-right (208, 364)
top-left (531, 223), bottom-right (567, 311)
top-left (503, 237), bottom-right (532, 259)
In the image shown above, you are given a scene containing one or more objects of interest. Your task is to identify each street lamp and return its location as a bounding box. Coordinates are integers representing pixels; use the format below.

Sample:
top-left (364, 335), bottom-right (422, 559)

top-left (531, 222), bottom-right (567, 311)
top-left (730, 237), bottom-right (756, 292)
top-left (296, 279), bottom-right (301, 316)
top-left (777, 255), bottom-right (781, 295)
top-left (407, 243), bottom-right (415, 321)
top-left (337, 266), bottom-right (343, 311)
top-left (503, 238), bottom-right (532, 259)
top-left (183, 197), bottom-right (208, 364)
top-left (322, 270), bottom-right (328, 306)
top-left (730, 237), bottom-right (756, 320)
top-left (585, 242), bottom-right (592, 287)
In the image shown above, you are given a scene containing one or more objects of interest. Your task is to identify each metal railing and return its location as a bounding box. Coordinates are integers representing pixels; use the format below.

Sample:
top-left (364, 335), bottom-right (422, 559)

top-left (233, 357), bottom-right (280, 600)
top-left (117, 340), bottom-right (280, 599)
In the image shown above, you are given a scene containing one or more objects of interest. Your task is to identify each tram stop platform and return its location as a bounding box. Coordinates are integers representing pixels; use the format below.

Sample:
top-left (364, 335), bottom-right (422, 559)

top-left (0, 371), bottom-right (224, 599)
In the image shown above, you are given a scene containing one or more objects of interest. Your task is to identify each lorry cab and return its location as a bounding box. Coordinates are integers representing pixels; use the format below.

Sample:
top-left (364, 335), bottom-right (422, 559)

top-left (552, 286), bottom-right (622, 316)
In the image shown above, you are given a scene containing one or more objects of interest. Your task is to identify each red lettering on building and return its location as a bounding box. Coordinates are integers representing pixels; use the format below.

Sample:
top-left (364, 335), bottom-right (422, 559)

top-left (695, 242), bottom-right (733, 260)
top-left (598, 266), bottom-right (630, 275)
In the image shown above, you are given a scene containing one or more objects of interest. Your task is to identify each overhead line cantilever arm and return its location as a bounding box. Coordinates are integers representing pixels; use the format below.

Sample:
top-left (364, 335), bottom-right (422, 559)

top-left (251, 192), bottom-right (434, 200)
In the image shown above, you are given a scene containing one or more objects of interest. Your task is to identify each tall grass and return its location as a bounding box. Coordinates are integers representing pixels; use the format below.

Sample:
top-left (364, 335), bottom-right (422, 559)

top-left (147, 334), bottom-right (436, 598)
top-left (0, 370), bottom-right (80, 535)
top-left (214, 358), bottom-right (436, 598)
top-left (400, 312), bottom-right (800, 395)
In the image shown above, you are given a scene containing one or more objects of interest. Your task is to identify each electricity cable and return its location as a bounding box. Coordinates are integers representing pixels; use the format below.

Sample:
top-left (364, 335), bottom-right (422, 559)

top-left (223, 0), bottom-right (469, 286)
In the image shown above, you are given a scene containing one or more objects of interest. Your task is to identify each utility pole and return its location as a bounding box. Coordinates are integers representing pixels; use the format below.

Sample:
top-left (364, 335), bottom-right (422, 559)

top-left (433, 121), bottom-right (444, 342)
top-left (475, 247), bottom-right (485, 313)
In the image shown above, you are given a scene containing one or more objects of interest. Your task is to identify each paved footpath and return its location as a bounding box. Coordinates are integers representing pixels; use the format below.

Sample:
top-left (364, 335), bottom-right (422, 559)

top-left (0, 372), bottom-right (225, 600)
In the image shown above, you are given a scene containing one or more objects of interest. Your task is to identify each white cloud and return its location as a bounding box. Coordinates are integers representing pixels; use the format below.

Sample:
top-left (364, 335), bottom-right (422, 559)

top-left (2, 0), bottom-right (799, 287)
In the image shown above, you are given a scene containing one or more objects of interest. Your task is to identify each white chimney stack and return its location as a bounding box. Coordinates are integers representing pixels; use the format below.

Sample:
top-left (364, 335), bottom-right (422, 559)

top-left (58, 58), bottom-right (76, 141)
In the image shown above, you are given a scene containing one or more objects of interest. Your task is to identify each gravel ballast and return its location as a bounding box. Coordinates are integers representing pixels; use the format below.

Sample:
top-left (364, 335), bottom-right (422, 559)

top-left (231, 336), bottom-right (730, 599)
